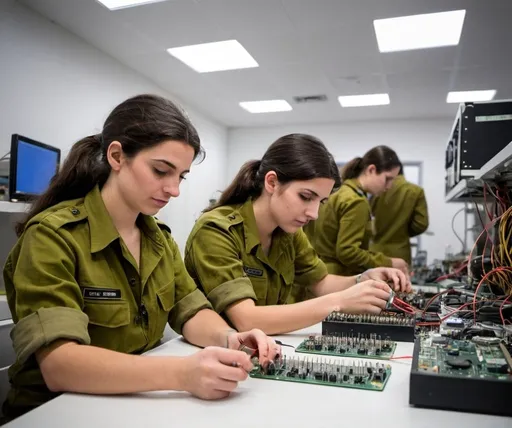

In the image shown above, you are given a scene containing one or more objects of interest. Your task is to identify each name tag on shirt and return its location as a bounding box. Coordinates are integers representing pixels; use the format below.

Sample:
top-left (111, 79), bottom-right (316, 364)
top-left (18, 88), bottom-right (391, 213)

top-left (243, 266), bottom-right (264, 277)
top-left (83, 287), bottom-right (122, 300)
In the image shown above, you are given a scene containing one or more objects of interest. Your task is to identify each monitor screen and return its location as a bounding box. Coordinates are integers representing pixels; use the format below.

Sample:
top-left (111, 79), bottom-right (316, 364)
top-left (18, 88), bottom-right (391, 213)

top-left (9, 134), bottom-right (60, 201)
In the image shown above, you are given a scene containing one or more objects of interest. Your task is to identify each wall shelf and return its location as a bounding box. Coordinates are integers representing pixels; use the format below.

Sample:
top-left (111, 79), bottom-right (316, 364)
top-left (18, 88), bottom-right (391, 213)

top-left (0, 201), bottom-right (30, 213)
top-left (445, 141), bottom-right (512, 203)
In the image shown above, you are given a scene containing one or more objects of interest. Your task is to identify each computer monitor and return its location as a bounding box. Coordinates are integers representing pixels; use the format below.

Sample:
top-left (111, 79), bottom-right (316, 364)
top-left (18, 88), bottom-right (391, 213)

top-left (8, 134), bottom-right (60, 202)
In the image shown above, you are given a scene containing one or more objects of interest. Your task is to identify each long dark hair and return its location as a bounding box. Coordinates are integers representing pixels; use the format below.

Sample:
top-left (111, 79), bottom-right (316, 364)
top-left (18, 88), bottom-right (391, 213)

top-left (341, 145), bottom-right (400, 181)
top-left (206, 133), bottom-right (341, 211)
top-left (16, 94), bottom-right (203, 236)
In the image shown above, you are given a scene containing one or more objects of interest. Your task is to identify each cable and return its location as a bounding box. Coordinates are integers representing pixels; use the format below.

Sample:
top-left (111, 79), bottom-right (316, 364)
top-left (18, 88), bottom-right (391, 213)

top-left (422, 289), bottom-right (453, 315)
top-left (0, 151), bottom-right (10, 161)
top-left (451, 207), bottom-right (466, 251)
top-left (499, 296), bottom-right (510, 325)
top-left (473, 267), bottom-right (512, 321)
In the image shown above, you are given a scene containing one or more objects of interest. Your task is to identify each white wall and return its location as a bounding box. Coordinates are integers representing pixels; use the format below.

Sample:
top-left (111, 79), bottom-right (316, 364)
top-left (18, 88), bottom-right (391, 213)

top-left (228, 120), bottom-right (469, 264)
top-left (0, 0), bottom-right (228, 252)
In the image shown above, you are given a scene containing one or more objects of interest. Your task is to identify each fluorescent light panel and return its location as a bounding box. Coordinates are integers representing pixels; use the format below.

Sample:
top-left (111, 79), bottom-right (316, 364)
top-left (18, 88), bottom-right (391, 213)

top-left (239, 100), bottom-right (292, 114)
top-left (374, 10), bottom-right (466, 52)
top-left (167, 40), bottom-right (258, 73)
top-left (338, 93), bottom-right (390, 108)
top-left (96, 0), bottom-right (167, 10)
top-left (446, 90), bottom-right (497, 103)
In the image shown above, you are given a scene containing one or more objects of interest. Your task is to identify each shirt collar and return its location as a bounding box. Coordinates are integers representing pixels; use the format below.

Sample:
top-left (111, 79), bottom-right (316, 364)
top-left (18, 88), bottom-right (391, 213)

top-left (238, 198), bottom-right (293, 256)
top-left (85, 185), bottom-right (163, 253)
top-left (343, 178), bottom-right (367, 197)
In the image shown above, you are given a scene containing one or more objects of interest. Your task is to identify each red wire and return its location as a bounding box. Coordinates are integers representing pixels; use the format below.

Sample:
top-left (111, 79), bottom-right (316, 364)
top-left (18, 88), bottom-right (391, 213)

top-left (392, 301), bottom-right (414, 315)
top-left (472, 267), bottom-right (512, 321)
top-left (483, 184), bottom-right (493, 221)
top-left (435, 262), bottom-right (468, 282)
top-left (499, 296), bottom-right (510, 325)
top-left (422, 289), bottom-right (453, 315)
top-left (392, 298), bottom-right (417, 315)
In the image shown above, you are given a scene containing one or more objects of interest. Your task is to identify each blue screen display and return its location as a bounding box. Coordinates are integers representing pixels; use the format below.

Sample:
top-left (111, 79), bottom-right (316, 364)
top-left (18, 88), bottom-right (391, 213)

top-left (16, 140), bottom-right (58, 195)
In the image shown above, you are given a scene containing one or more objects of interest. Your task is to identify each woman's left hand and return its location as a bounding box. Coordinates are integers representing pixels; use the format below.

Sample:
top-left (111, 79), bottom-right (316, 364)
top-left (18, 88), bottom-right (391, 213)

top-left (226, 329), bottom-right (281, 367)
top-left (361, 267), bottom-right (412, 293)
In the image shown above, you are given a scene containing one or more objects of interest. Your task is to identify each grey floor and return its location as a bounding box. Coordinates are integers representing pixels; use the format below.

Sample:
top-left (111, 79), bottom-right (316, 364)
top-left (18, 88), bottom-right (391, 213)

top-left (0, 300), bottom-right (11, 322)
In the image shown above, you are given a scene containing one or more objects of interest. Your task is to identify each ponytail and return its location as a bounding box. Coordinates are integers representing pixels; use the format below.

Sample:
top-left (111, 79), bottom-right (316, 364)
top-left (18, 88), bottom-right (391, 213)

top-left (341, 157), bottom-right (363, 180)
top-left (15, 134), bottom-right (110, 236)
top-left (205, 133), bottom-right (341, 212)
top-left (204, 160), bottom-right (261, 212)
top-left (15, 94), bottom-right (204, 236)
top-left (341, 146), bottom-right (401, 182)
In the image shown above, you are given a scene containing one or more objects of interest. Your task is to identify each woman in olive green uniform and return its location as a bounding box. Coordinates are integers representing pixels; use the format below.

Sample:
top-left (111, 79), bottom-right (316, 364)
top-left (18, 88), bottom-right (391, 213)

top-left (185, 135), bottom-right (411, 335)
top-left (1, 95), bottom-right (277, 423)
top-left (308, 146), bottom-right (408, 276)
top-left (370, 164), bottom-right (429, 265)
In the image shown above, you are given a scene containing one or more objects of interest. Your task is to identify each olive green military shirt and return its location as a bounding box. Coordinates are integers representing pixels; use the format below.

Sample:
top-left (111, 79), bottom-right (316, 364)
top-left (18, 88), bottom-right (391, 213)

top-left (184, 199), bottom-right (328, 313)
top-left (370, 175), bottom-right (429, 265)
top-left (306, 179), bottom-right (392, 276)
top-left (2, 186), bottom-right (211, 421)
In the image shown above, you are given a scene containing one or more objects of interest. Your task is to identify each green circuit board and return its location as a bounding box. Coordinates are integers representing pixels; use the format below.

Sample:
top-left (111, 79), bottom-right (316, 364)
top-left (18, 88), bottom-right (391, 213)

top-left (417, 335), bottom-right (512, 380)
top-left (296, 334), bottom-right (396, 360)
top-left (250, 355), bottom-right (391, 391)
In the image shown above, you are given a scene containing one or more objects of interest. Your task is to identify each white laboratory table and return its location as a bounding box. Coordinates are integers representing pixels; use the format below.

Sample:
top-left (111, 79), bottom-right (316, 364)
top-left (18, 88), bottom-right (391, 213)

top-left (4, 324), bottom-right (511, 428)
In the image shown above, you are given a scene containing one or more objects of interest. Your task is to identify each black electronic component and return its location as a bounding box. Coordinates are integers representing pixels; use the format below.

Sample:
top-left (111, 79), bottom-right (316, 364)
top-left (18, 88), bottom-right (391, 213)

top-left (445, 358), bottom-right (471, 369)
top-left (409, 335), bottom-right (512, 416)
top-left (322, 312), bottom-right (415, 342)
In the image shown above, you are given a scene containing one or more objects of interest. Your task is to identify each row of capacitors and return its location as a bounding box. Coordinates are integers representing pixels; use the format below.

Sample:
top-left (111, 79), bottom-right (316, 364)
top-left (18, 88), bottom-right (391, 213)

top-left (326, 312), bottom-right (415, 326)
top-left (264, 355), bottom-right (389, 384)
top-left (304, 334), bottom-right (393, 355)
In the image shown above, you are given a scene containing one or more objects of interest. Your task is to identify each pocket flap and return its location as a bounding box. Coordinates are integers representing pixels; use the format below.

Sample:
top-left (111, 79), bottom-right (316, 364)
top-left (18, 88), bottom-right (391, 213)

top-left (85, 300), bottom-right (130, 328)
top-left (156, 283), bottom-right (175, 311)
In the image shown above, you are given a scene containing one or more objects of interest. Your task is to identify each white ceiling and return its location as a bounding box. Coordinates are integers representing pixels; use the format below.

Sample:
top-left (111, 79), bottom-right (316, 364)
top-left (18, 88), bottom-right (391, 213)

top-left (18, 0), bottom-right (512, 127)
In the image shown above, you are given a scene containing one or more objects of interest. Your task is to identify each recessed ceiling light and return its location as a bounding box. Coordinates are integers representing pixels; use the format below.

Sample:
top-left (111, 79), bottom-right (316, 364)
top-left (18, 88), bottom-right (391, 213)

top-left (374, 10), bottom-right (466, 53)
top-left (96, 0), bottom-right (167, 10)
top-left (446, 90), bottom-right (497, 103)
top-left (167, 40), bottom-right (258, 73)
top-left (338, 94), bottom-right (390, 108)
top-left (239, 100), bottom-right (292, 114)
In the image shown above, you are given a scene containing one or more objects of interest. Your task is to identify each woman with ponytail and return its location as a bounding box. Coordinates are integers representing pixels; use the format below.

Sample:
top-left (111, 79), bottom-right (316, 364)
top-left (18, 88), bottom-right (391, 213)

top-left (2, 94), bottom-right (278, 423)
top-left (306, 145), bottom-right (408, 277)
top-left (184, 135), bottom-right (410, 336)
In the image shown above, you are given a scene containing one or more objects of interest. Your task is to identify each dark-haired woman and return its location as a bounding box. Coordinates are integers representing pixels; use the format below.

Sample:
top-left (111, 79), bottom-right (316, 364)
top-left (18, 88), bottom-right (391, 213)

top-left (184, 135), bottom-right (410, 335)
top-left (308, 145), bottom-right (408, 277)
top-left (2, 94), bottom-right (278, 423)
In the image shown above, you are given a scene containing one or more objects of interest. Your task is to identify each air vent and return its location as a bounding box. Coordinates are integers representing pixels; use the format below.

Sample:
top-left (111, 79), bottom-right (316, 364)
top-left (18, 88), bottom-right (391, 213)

top-left (293, 94), bottom-right (328, 103)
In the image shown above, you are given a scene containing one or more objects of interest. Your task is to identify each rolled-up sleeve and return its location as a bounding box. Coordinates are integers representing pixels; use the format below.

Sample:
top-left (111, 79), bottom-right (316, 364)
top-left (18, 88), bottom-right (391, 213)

top-left (167, 236), bottom-right (213, 334)
top-left (294, 229), bottom-right (328, 287)
top-left (9, 223), bottom-right (91, 363)
top-left (185, 224), bottom-right (257, 314)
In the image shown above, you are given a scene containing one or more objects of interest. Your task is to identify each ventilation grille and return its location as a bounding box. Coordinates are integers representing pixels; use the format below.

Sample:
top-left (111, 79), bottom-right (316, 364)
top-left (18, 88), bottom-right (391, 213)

top-left (293, 94), bottom-right (328, 103)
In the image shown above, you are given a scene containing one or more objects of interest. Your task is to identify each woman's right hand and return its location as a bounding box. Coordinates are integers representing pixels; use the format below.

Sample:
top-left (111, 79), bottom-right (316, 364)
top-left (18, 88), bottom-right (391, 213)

top-left (180, 347), bottom-right (253, 400)
top-left (391, 258), bottom-right (409, 274)
top-left (334, 280), bottom-right (391, 314)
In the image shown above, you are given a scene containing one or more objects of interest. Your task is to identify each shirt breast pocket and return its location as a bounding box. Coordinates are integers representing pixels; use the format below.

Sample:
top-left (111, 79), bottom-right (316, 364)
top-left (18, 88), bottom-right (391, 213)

top-left (84, 299), bottom-right (131, 351)
top-left (278, 265), bottom-right (295, 304)
top-left (246, 275), bottom-right (268, 306)
top-left (155, 280), bottom-right (176, 338)
top-left (85, 300), bottom-right (130, 328)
